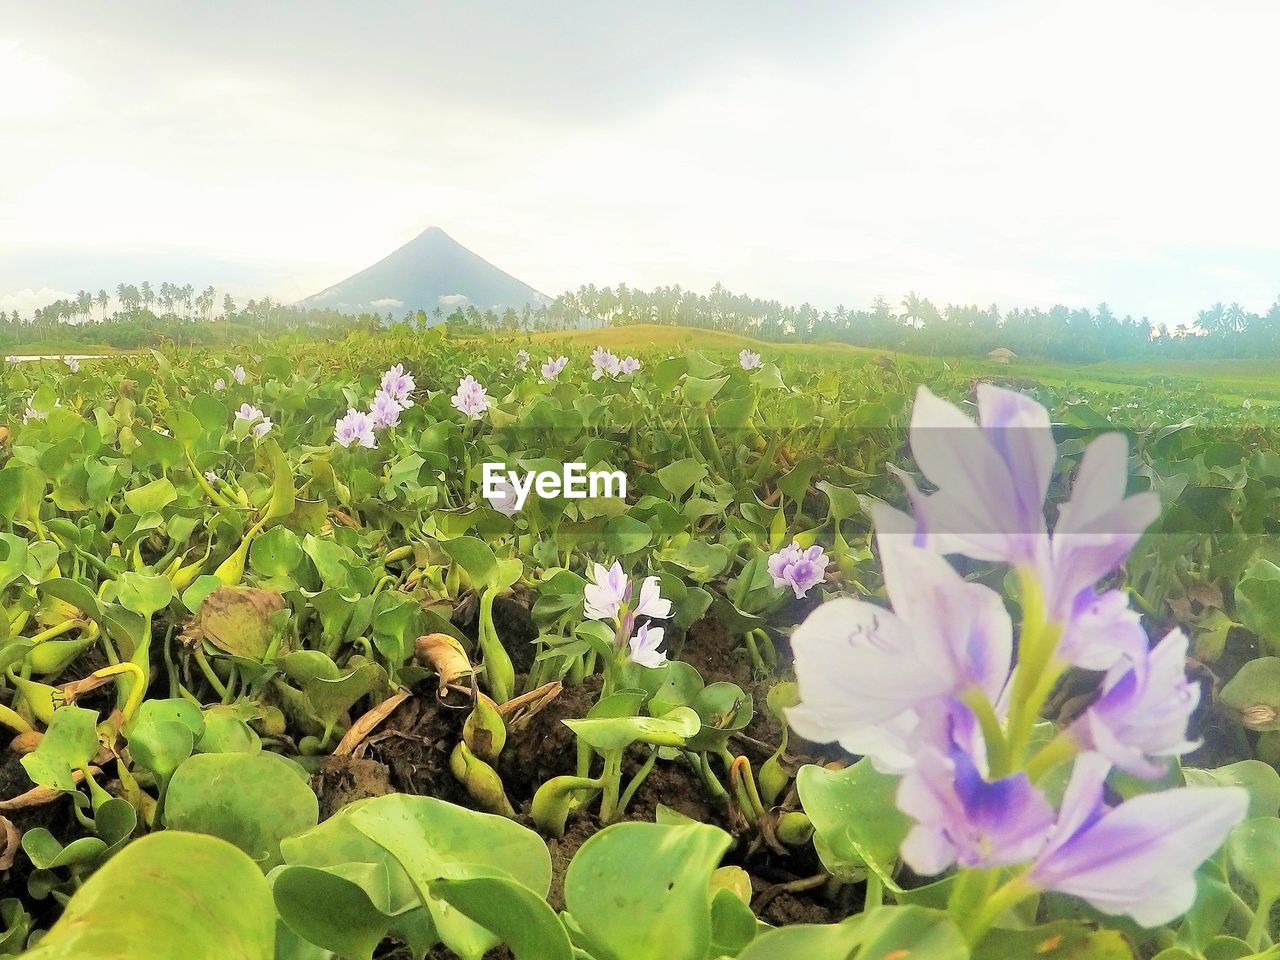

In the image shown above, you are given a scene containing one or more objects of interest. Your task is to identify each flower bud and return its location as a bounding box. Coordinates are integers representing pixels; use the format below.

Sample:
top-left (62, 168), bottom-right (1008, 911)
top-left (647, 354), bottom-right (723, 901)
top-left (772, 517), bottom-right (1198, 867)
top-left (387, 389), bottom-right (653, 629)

top-left (775, 811), bottom-right (815, 846)
top-left (463, 693), bottom-right (507, 763)
top-left (450, 742), bottom-right (514, 817)
top-left (709, 866), bottom-right (753, 904)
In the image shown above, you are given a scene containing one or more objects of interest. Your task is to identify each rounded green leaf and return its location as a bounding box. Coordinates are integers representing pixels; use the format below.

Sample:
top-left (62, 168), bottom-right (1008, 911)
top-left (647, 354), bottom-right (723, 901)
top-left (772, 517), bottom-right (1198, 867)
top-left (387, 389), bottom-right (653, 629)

top-left (21, 832), bottom-right (275, 960)
top-left (164, 751), bottom-right (319, 869)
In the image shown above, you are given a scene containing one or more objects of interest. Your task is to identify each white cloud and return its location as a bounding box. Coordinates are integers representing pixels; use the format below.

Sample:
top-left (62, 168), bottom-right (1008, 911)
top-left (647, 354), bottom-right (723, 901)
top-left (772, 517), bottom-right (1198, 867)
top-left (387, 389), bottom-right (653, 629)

top-left (438, 293), bottom-right (469, 306)
top-left (0, 287), bottom-right (74, 316)
top-left (1, 1), bottom-right (1278, 323)
top-left (369, 297), bottom-right (403, 309)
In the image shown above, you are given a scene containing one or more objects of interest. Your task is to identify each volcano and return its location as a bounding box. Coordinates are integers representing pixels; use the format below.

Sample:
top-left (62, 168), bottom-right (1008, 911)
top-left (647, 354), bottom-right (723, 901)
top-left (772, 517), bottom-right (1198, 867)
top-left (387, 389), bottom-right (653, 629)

top-left (296, 226), bottom-right (549, 316)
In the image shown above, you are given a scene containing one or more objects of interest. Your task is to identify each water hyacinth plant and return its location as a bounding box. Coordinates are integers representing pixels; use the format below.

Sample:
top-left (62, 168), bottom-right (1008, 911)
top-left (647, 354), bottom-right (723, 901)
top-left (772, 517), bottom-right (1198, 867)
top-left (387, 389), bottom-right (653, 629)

top-left (0, 330), bottom-right (1277, 960)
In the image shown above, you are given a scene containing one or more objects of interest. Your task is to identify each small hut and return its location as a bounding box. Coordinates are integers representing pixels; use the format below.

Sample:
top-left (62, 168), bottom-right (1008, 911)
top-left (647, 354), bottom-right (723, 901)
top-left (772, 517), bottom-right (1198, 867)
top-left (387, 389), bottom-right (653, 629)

top-left (987, 347), bottom-right (1017, 364)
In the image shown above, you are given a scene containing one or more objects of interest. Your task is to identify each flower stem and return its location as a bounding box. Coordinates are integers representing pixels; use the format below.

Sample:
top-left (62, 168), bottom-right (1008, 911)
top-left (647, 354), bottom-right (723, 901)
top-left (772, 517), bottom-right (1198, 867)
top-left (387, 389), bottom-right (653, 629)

top-left (1025, 731), bottom-right (1080, 783)
top-left (960, 875), bottom-right (1036, 945)
top-left (1005, 570), bottom-right (1064, 769)
top-left (962, 688), bottom-right (1010, 778)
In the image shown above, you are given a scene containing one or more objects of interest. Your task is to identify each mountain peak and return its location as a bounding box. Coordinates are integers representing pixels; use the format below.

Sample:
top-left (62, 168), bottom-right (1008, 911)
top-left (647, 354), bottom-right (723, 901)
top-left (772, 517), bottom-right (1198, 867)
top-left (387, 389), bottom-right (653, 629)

top-left (297, 227), bottom-right (547, 317)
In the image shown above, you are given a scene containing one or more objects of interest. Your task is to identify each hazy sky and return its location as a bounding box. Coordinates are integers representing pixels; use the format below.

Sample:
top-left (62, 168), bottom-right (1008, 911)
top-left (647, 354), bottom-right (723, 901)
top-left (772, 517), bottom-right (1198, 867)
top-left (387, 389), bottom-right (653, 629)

top-left (2, 0), bottom-right (1278, 322)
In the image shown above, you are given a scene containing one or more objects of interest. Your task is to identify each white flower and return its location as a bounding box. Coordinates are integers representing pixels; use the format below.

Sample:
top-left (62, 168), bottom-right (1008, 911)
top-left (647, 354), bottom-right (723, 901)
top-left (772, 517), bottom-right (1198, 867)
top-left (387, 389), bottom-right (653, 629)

top-left (618, 356), bottom-right (641, 375)
top-left (628, 624), bottom-right (668, 669)
top-left (203, 471), bottom-right (218, 483)
top-left (252, 418), bottom-right (273, 439)
top-left (739, 349), bottom-right (763, 370)
top-left (213, 378), bottom-right (226, 391)
top-left (515, 349), bottom-right (531, 371)
top-left (584, 561), bottom-right (630, 621)
top-left (591, 346), bottom-right (622, 380)
top-left (233, 365), bottom-right (246, 384)
top-left (235, 403), bottom-right (264, 423)
top-left (484, 474), bottom-right (520, 516)
top-left (64, 356), bottom-right (79, 373)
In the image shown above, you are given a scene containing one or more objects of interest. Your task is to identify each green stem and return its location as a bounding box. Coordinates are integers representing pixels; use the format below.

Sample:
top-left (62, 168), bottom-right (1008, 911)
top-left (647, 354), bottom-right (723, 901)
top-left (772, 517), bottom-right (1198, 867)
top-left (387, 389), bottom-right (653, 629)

top-left (960, 876), bottom-right (1036, 946)
top-left (1005, 570), bottom-right (1064, 768)
top-left (962, 688), bottom-right (1011, 778)
top-left (618, 747), bottom-right (659, 815)
top-left (1025, 731), bottom-right (1080, 783)
top-left (1248, 891), bottom-right (1278, 950)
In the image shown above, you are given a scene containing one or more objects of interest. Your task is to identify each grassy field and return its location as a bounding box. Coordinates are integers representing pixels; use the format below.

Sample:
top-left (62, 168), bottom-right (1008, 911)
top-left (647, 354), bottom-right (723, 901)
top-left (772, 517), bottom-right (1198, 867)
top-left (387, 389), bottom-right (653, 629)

top-left (520, 324), bottom-right (1274, 404)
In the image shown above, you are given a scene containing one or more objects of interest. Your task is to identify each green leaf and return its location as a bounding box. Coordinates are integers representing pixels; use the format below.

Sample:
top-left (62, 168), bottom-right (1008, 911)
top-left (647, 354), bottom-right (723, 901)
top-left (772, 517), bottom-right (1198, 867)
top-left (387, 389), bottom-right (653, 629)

top-left (1184, 760), bottom-right (1280, 819)
top-left (123, 477), bottom-right (177, 515)
top-left (115, 571), bottom-right (175, 617)
top-left (1228, 817), bottom-right (1280, 903)
top-left (249, 525), bottom-right (304, 578)
top-left (272, 863), bottom-right (394, 960)
top-left (974, 921), bottom-right (1133, 959)
top-left (565, 706), bottom-right (701, 751)
top-left (602, 514), bottom-right (654, 555)
top-left (796, 759), bottom-right (911, 886)
top-left (1220, 658), bottom-right (1280, 730)
top-left (164, 751), bottom-right (319, 869)
top-left (442, 536), bottom-right (499, 590)
top-left (564, 821), bottom-right (732, 960)
top-left (1235, 559), bottom-right (1280, 655)
top-left (21, 705), bottom-right (99, 793)
top-left (21, 832), bottom-right (275, 960)
top-left (656, 458), bottom-right (708, 499)
top-left (433, 876), bottom-right (573, 960)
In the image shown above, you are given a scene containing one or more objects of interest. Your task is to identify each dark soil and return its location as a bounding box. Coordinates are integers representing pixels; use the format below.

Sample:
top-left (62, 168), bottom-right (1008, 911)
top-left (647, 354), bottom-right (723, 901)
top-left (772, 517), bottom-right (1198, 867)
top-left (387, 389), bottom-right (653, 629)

top-left (313, 755), bottom-right (395, 819)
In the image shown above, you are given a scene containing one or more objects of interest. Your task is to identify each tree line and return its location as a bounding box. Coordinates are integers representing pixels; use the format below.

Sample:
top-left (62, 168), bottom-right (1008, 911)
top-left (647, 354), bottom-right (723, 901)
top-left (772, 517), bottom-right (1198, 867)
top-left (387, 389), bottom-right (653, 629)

top-left (3, 280), bottom-right (1279, 362)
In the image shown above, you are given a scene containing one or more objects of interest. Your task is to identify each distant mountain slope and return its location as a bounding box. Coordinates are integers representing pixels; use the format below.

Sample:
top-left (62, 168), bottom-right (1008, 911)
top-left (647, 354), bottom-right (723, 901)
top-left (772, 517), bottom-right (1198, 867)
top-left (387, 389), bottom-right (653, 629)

top-left (296, 227), bottom-right (549, 316)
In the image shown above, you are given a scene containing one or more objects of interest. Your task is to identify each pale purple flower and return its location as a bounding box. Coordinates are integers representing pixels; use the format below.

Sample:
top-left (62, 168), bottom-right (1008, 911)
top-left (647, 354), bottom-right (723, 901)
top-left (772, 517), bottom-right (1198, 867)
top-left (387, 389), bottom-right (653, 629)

top-left (64, 356), bottom-right (79, 373)
top-left (515, 349), bottom-right (531, 371)
top-left (583, 563), bottom-right (671, 625)
top-left (591, 346), bottom-right (621, 380)
top-left (334, 408), bottom-right (377, 449)
top-left (379, 364), bottom-right (416, 408)
top-left (22, 399), bottom-right (46, 423)
top-left (787, 505), bottom-right (1013, 773)
top-left (1026, 754), bottom-right (1247, 927)
top-left (252, 417), bottom-right (273, 439)
top-left (898, 737), bottom-right (1055, 874)
top-left (203, 471), bottom-right (218, 483)
top-left (541, 356), bottom-right (568, 380)
top-left (484, 474), bottom-right (519, 516)
top-left (584, 561), bottom-right (631, 621)
top-left (618, 356), bottom-right (641, 376)
top-left (1057, 587), bottom-right (1147, 671)
top-left (233, 365), bottom-right (246, 384)
top-left (895, 386), bottom-right (1158, 671)
top-left (739, 349), bottom-right (762, 370)
top-left (767, 541), bottom-right (829, 598)
top-left (368, 390), bottom-right (402, 429)
top-left (628, 623), bottom-right (667, 669)
top-left (213, 377), bottom-right (226, 391)
top-left (1072, 629), bottom-right (1200, 778)
top-left (451, 375), bottom-right (490, 420)
top-left (235, 403), bottom-right (264, 424)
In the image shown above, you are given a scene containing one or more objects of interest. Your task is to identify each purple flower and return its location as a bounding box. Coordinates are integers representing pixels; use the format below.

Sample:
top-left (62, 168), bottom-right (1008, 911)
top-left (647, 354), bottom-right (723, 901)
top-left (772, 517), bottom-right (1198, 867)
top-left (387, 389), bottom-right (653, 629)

top-left (628, 623), bottom-right (667, 668)
top-left (515, 349), bottom-right (531, 371)
top-left (213, 377), bottom-right (226, 391)
top-left (618, 356), bottom-right (641, 375)
top-left (584, 561), bottom-right (631, 621)
top-left (252, 417), bottom-right (273, 439)
top-left (896, 386), bottom-right (1158, 670)
top-left (1071, 629), bottom-right (1200, 778)
top-left (64, 356), bottom-right (79, 372)
top-left (379, 364), bottom-right (415, 408)
top-left (22, 399), bottom-right (46, 423)
top-left (898, 738), bottom-right (1055, 874)
top-left (368, 390), bottom-right (402, 429)
top-left (768, 541), bottom-right (830, 598)
top-left (1027, 754), bottom-right (1247, 926)
top-left (334, 408), bottom-right (377, 449)
top-left (739, 349), bottom-right (762, 370)
top-left (591, 346), bottom-right (621, 380)
top-left (583, 562), bottom-right (671, 623)
top-left (451, 375), bottom-right (490, 420)
top-left (786, 506), bottom-right (1013, 772)
top-left (1057, 587), bottom-right (1148, 671)
top-left (541, 356), bottom-right (568, 380)
top-left (233, 365), bottom-right (246, 384)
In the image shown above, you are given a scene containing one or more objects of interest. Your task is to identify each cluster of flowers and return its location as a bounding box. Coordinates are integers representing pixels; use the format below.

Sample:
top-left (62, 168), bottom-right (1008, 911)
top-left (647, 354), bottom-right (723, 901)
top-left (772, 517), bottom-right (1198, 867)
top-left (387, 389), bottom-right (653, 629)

top-left (213, 365), bottom-right (247, 391)
top-left (334, 364), bottom-right (416, 449)
top-left (788, 384), bottom-right (1246, 929)
top-left (233, 403), bottom-right (273, 438)
top-left (591, 346), bottom-right (641, 380)
top-left (583, 561), bottom-right (672, 668)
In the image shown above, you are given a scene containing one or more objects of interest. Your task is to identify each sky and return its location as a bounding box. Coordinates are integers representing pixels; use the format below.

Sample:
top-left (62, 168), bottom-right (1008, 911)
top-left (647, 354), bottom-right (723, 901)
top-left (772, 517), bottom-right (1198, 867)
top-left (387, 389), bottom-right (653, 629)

top-left (1, 0), bottom-right (1278, 324)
